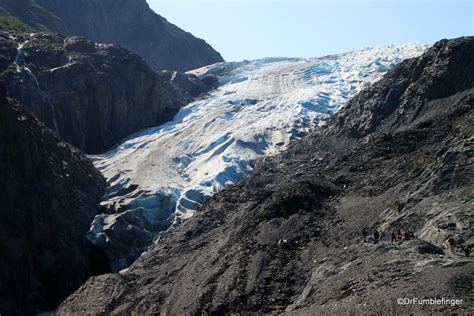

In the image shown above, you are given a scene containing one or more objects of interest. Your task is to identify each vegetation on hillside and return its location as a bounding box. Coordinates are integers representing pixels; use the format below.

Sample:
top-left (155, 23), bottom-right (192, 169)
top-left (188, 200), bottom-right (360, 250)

top-left (0, 0), bottom-right (63, 32)
top-left (0, 7), bottom-right (36, 32)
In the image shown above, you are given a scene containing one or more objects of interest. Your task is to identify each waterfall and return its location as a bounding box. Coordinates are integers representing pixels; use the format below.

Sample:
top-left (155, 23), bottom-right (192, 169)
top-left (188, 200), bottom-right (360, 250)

top-left (13, 40), bottom-right (59, 133)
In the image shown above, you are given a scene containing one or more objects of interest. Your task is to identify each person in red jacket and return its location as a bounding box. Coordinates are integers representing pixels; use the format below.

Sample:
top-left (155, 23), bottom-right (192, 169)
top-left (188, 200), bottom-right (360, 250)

top-left (462, 244), bottom-right (471, 257)
top-left (446, 235), bottom-right (455, 254)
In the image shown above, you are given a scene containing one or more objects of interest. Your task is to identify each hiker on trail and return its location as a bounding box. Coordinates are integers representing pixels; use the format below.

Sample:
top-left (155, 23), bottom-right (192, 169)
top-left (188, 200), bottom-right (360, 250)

top-left (384, 229), bottom-right (391, 241)
top-left (446, 235), bottom-right (455, 254)
top-left (391, 230), bottom-right (397, 243)
top-left (400, 230), bottom-right (406, 241)
top-left (373, 230), bottom-right (379, 244)
top-left (397, 229), bottom-right (402, 239)
top-left (463, 245), bottom-right (471, 257)
top-left (362, 228), bottom-right (367, 242)
top-left (404, 230), bottom-right (411, 241)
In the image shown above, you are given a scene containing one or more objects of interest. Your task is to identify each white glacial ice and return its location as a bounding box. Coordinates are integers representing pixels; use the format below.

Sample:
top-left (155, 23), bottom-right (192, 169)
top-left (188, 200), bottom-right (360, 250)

top-left (88, 43), bottom-right (429, 270)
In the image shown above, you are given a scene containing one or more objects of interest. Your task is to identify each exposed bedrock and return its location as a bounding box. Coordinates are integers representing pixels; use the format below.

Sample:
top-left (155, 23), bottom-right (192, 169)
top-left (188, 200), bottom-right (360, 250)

top-left (0, 85), bottom-right (109, 315)
top-left (0, 0), bottom-right (224, 71)
top-left (35, 0), bottom-right (225, 71)
top-left (0, 33), bottom-right (214, 154)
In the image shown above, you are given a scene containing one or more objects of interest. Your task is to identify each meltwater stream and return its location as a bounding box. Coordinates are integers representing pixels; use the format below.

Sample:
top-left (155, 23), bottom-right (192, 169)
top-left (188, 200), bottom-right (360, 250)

top-left (13, 38), bottom-right (59, 133)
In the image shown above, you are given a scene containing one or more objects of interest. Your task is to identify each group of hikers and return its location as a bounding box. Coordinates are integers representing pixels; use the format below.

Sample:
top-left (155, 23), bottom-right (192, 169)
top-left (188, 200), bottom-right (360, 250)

top-left (362, 227), bottom-right (414, 245)
top-left (362, 228), bottom-right (471, 257)
top-left (445, 234), bottom-right (471, 257)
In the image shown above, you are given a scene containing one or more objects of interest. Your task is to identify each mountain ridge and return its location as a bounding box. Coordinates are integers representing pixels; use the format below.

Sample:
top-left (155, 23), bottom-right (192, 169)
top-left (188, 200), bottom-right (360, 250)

top-left (0, 0), bottom-right (224, 71)
top-left (35, 0), bottom-right (224, 71)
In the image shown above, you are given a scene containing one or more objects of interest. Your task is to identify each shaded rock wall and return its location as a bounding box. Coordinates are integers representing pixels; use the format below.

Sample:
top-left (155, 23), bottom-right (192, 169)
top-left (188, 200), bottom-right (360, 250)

top-left (1, 33), bottom-right (196, 153)
top-left (0, 86), bottom-right (109, 315)
top-left (36, 0), bottom-right (224, 71)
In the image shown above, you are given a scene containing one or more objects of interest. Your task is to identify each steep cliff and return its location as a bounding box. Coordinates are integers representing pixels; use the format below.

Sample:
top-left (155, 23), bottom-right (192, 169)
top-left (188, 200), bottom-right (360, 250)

top-left (0, 86), bottom-right (109, 315)
top-left (0, 0), bottom-right (223, 71)
top-left (57, 37), bottom-right (474, 315)
top-left (0, 32), bottom-right (204, 153)
top-left (0, 1), bottom-right (222, 153)
top-left (34, 0), bottom-right (224, 71)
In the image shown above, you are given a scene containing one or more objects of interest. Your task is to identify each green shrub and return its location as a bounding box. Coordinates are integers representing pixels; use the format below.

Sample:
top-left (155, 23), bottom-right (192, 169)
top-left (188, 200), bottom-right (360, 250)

top-left (0, 12), bottom-right (35, 32)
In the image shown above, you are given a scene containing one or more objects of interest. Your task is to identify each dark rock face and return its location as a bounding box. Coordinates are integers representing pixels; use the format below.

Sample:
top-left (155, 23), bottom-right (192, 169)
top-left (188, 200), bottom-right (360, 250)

top-left (0, 86), bottom-right (109, 315)
top-left (0, 35), bottom-right (16, 71)
top-left (335, 38), bottom-right (474, 137)
top-left (34, 0), bottom-right (224, 71)
top-left (57, 37), bottom-right (474, 315)
top-left (158, 70), bottom-right (218, 98)
top-left (1, 32), bottom-right (194, 154)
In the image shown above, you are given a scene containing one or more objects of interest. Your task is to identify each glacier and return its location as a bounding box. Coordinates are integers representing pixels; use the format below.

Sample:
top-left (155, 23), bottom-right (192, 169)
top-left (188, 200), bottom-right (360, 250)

top-left (87, 43), bottom-right (429, 271)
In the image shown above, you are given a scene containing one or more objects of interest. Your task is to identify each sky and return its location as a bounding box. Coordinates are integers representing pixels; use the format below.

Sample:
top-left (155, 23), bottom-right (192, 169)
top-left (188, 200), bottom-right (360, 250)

top-left (148, 0), bottom-right (474, 62)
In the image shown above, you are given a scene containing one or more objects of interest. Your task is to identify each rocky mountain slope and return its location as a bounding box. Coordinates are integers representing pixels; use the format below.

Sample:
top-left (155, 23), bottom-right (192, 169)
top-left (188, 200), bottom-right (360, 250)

top-left (0, 86), bottom-right (109, 315)
top-left (87, 44), bottom-right (427, 271)
top-left (0, 0), bottom-right (64, 32)
top-left (0, 0), bottom-right (224, 71)
top-left (57, 37), bottom-right (474, 315)
top-left (0, 30), bottom-right (211, 153)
